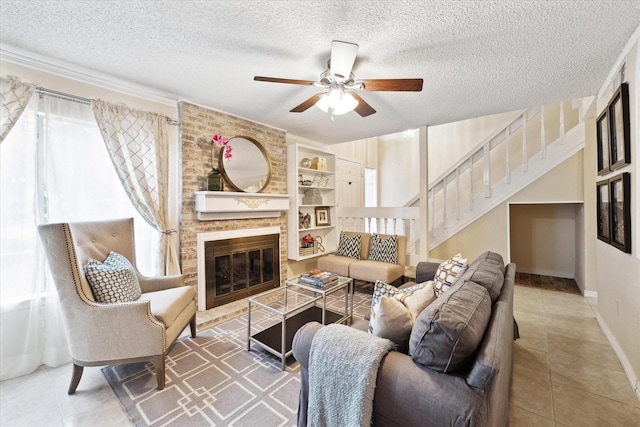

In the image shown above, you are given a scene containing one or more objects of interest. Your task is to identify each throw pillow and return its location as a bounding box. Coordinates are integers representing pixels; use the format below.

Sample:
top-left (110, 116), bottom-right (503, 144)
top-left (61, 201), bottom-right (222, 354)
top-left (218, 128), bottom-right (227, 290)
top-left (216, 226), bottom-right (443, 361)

top-left (433, 253), bottom-right (468, 297)
top-left (409, 280), bottom-right (491, 373)
top-left (369, 280), bottom-right (437, 352)
top-left (84, 251), bottom-right (142, 303)
top-left (459, 251), bottom-right (505, 302)
top-left (335, 232), bottom-right (362, 259)
top-left (368, 234), bottom-right (398, 264)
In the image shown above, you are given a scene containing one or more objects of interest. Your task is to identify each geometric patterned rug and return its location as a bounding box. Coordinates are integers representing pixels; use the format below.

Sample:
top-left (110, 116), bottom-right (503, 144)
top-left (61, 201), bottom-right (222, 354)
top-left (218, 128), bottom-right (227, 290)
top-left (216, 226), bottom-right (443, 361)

top-left (103, 288), bottom-right (373, 426)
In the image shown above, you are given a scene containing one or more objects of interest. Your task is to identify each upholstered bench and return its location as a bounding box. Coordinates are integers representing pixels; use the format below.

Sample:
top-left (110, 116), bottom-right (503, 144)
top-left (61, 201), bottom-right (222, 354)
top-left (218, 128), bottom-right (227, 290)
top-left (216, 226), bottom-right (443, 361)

top-left (317, 231), bottom-right (407, 285)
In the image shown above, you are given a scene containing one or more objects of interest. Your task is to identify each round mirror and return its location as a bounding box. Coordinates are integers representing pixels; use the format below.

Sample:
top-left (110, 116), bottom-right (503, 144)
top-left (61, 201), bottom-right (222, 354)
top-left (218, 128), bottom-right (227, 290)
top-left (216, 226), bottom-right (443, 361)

top-left (219, 136), bottom-right (272, 192)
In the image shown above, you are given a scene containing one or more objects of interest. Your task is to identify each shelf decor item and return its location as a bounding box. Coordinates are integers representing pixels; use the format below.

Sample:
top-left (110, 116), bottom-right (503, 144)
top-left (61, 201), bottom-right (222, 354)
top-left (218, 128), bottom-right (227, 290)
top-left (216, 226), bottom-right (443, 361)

top-left (299, 211), bottom-right (311, 229)
top-left (311, 156), bottom-right (328, 171)
top-left (207, 168), bottom-right (223, 191)
top-left (315, 206), bottom-right (331, 226)
top-left (300, 158), bottom-right (312, 168)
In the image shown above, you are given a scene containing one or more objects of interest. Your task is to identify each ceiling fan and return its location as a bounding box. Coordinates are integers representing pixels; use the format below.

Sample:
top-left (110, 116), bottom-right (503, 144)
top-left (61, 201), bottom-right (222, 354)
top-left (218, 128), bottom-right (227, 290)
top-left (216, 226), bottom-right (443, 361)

top-left (254, 40), bottom-right (423, 118)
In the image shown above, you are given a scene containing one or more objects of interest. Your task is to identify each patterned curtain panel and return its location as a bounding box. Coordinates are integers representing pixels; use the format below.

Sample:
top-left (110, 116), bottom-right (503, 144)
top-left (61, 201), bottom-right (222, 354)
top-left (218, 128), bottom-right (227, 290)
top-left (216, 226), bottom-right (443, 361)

top-left (0, 76), bottom-right (35, 144)
top-left (92, 99), bottom-right (179, 275)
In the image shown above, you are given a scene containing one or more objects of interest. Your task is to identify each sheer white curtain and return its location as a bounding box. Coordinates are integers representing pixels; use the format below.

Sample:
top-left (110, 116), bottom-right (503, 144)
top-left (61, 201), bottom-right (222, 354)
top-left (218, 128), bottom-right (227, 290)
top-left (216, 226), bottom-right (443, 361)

top-left (0, 93), bottom-right (158, 380)
top-left (0, 76), bottom-right (35, 144)
top-left (92, 99), bottom-right (179, 275)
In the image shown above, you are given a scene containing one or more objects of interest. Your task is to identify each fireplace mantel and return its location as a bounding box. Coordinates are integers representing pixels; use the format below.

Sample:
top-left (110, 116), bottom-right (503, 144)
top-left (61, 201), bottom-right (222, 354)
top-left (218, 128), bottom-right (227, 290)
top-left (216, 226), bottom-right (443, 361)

top-left (194, 191), bottom-right (290, 220)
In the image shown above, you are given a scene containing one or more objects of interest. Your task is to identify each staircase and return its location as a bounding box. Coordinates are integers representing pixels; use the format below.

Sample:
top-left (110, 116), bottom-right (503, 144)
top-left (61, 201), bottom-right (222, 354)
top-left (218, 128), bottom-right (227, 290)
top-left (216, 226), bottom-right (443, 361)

top-left (428, 99), bottom-right (588, 250)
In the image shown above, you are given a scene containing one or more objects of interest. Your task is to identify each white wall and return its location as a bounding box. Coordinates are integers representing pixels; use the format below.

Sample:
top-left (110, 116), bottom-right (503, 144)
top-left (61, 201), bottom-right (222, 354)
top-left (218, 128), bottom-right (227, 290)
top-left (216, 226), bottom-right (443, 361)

top-left (591, 36), bottom-right (640, 397)
top-left (378, 130), bottom-right (420, 207)
top-left (427, 110), bottom-right (521, 183)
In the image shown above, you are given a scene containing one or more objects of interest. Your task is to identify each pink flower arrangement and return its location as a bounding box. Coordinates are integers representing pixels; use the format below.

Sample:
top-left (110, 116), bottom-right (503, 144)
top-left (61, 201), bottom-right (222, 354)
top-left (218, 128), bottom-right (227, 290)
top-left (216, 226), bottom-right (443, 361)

top-left (212, 133), bottom-right (232, 160)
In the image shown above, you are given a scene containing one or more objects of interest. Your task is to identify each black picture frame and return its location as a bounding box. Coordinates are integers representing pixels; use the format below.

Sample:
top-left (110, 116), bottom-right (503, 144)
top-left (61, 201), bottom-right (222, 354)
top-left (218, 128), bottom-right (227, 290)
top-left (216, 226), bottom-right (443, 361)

top-left (609, 172), bottom-right (631, 253)
top-left (596, 109), bottom-right (610, 175)
top-left (596, 179), bottom-right (610, 243)
top-left (609, 83), bottom-right (631, 170)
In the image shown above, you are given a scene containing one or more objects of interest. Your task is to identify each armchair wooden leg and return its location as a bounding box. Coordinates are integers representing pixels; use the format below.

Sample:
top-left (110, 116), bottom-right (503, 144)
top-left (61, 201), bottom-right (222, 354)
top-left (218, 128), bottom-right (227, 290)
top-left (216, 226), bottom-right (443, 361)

top-left (152, 355), bottom-right (165, 390)
top-left (68, 363), bottom-right (83, 395)
top-left (190, 315), bottom-right (197, 338)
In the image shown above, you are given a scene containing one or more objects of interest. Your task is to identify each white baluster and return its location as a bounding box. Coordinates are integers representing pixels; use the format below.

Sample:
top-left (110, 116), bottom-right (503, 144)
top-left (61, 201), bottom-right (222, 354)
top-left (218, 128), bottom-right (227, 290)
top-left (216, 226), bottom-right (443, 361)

top-left (483, 145), bottom-right (491, 197)
top-left (410, 218), bottom-right (417, 256)
top-left (430, 189), bottom-right (435, 237)
top-left (522, 112), bottom-right (528, 172)
top-left (559, 102), bottom-right (566, 144)
top-left (505, 126), bottom-right (511, 184)
top-left (469, 165), bottom-right (474, 210)
top-left (455, 168), bottom-right (460, 220)
top-left (540, 105), bottom-right (546, 159)
top-left (443, 180), bottom-right (447, 228)
top-left (393, 218), bottom-right (398, 234)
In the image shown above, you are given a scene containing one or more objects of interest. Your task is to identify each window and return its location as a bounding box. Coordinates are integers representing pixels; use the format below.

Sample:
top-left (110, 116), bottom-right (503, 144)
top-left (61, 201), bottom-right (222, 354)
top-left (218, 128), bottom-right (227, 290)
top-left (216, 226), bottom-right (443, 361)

top-left (0, 94), bottom-right (158, 301)
top-left (364, 167), bottom-right (377, 207)
top-left (364, 167), bottom-right (378, 233)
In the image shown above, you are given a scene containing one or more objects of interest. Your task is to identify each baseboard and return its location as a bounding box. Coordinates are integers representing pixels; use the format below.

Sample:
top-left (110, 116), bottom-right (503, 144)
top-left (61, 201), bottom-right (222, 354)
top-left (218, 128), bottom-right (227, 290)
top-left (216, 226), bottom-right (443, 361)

top-left (516, 268), bottom-right (574, 279)
top-left (595, 312), bottom-right (640, 402)
top-left (583, 290), bottom-right (598, 299)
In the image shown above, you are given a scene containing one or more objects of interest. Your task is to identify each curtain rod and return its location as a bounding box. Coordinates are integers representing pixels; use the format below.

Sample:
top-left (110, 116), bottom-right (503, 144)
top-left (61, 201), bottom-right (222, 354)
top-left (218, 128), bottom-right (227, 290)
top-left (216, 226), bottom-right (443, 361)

top-left (35, 86), bottom-right (179, 126)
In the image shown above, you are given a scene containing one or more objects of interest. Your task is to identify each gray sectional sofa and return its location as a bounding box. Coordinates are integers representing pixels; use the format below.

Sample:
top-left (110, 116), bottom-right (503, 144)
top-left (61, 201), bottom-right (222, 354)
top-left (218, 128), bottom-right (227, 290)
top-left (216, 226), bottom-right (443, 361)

top-left (293, 251), bottom-right (516, 427)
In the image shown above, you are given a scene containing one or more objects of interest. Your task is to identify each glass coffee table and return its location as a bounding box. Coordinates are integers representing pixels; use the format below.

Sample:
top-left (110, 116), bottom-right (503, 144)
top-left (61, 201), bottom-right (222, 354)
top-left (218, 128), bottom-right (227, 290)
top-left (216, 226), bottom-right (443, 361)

top-left (247, 276), bottom-right (353, 370)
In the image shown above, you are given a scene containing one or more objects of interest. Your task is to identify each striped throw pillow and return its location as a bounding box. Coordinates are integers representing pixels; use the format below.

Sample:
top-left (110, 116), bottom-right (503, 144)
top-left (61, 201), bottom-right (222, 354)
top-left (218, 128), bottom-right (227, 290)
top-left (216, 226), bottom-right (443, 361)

top-left (368, 234), bottom-right (398, 264)
top-left (335, 232), bottom-right (362, 259)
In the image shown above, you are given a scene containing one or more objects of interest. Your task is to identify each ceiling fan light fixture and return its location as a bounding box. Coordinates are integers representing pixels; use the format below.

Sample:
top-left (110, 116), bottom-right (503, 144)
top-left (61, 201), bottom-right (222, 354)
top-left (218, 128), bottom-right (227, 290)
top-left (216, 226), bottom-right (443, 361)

top-left (315, 88), bottom-right (359, 115)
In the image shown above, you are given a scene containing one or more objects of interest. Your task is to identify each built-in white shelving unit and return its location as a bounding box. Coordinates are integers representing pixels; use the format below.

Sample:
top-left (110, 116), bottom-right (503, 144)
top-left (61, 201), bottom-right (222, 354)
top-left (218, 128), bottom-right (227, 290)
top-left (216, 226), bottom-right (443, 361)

top-left (287, 144), bottom-right (338, 260)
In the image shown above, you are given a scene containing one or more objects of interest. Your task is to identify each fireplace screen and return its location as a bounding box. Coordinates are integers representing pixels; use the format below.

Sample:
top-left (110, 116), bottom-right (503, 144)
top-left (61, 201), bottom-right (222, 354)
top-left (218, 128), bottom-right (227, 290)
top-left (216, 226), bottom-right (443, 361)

top-left (205, 234), bottom-right (279, 308)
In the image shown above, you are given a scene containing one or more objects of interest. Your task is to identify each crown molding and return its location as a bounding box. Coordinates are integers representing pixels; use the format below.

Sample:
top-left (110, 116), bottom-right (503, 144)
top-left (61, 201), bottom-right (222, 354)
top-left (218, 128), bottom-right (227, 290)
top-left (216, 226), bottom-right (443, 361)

top-left (0, 44), bottom-right (178, 107)
top-left (597, 24), bottom-right (640, 99)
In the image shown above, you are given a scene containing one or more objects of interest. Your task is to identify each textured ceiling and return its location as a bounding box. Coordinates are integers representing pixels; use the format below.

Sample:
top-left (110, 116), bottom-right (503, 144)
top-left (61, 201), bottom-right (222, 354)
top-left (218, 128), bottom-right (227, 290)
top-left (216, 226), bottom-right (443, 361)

top-left (1, 1), bottom-right (639, 144)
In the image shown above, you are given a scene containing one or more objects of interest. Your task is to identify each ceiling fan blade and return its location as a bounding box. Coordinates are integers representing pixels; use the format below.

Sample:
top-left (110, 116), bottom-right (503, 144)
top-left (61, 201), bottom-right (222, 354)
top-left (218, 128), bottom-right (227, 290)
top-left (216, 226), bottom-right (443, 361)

top-left (360, 78), bottom-right (423, 92)
top-left (351, 93), bottom-right (376, 117)
top-left (254, 76), bottom-right (315, 86)
top-left (330, 40), bottom-right (358, 78)
top-left (290, 93), bottom-right (324, 113)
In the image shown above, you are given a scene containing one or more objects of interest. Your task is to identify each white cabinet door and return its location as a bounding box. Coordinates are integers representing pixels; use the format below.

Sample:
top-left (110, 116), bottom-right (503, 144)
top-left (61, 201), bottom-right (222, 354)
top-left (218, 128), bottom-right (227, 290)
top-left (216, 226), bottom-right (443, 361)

top-left (336, 158), bottom-right (362, 207)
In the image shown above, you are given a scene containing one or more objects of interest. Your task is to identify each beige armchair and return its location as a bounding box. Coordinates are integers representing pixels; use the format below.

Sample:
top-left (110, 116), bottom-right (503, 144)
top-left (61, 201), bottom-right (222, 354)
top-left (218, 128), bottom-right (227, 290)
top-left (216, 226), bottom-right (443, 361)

top-left (38, 218), bottom-right (196, 394)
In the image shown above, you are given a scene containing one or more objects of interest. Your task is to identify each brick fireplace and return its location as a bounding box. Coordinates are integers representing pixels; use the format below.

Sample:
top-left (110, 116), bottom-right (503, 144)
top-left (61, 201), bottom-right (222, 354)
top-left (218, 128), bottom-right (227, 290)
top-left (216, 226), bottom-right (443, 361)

top-left (179, 101), bottom-right (288, 310)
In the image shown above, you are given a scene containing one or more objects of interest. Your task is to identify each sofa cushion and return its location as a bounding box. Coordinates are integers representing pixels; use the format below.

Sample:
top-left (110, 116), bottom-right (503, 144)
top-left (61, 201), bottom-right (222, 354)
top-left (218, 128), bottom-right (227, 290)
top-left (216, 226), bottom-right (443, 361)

top-left (348, 260), bottom-right (404, 284)
top-left (409, 280), bottom-right (491, 372)
top-left (335, 231), bottom-right (362, 259)
top-left (84, 251), bottom-right (142, 303)
top-left (317, 254), bottom-right (357, 276)
top-left (369, 281), bottom-right (436, 352)
top-left (433, 253), bottom-right (468, 297)
top-left (368, 234), bottom-right (398, 264)
top-left (460, 251), bottom-right (505, 302)
top-left (139, 285), bottom-right (195, 327)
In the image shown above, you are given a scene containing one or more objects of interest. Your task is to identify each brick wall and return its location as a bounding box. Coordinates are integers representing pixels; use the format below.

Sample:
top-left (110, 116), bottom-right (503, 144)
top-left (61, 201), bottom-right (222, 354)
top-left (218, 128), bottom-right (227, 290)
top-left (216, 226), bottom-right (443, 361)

top-left (178, 101), bottom-right (288, 302)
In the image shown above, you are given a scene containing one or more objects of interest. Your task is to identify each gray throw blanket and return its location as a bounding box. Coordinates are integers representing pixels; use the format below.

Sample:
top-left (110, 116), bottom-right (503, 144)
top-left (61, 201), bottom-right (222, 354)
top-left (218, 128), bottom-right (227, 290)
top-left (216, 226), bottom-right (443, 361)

top-left (307, 324), bottom-right (395, 427)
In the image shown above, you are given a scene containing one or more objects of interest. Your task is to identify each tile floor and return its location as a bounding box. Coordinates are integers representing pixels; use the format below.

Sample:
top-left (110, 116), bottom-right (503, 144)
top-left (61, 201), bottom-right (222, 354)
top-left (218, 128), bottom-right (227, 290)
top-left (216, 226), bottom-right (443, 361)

top-left (1, 276), bottom-right (639, 426)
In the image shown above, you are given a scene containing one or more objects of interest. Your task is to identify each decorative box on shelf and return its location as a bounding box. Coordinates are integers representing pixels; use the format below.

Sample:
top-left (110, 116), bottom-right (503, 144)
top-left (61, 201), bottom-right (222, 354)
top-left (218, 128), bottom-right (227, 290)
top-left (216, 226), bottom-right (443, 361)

top-left (311, 157), bottom-right (328, 171)
top-left (299, 246), bottom-right (314, 256)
